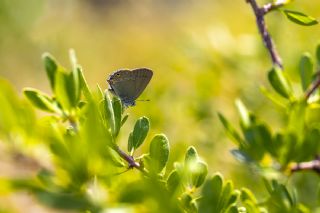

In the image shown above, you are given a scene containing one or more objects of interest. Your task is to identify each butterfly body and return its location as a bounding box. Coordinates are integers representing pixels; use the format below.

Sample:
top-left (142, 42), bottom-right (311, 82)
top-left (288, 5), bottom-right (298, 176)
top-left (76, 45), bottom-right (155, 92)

top-left (107, 68), bottom-right (153, 107)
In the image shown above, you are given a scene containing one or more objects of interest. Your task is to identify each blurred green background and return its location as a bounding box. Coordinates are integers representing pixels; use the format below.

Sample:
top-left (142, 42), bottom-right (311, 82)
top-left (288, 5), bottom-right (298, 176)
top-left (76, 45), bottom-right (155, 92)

top-left (0, 0), bottom-right (319, 211)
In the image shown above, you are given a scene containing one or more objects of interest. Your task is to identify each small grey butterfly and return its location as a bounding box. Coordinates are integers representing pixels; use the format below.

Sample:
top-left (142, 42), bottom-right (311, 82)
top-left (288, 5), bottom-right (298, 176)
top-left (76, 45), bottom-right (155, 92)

top-left (107, 68), bottom-right (153, 107)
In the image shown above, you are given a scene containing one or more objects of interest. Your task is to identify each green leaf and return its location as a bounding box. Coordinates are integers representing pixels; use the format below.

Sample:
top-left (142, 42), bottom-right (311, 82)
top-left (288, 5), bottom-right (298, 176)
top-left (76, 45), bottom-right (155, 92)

top-left (240, 188), bottom-right (257, 203)
top-left (185, 146), bottom-right (198, 164)
top-left (78, 66), bottom-right (92, 100)
top-left (72, 67), bottom-right (81, 105)
top-left (23, 88), bottom-right (58, 113)
top-left (218, 113), bottom-right (245, 146)
top-left (287, 101), bottom-right (306, 141)
top-left (54, 70), bottom-right (74, 110)
top-left (68, 49), bottom-right (81, 105)
top-left (274, 133), bottom-right (299, 166)
top-left (112, 97), bottom-right (122, 137)
top-left (42, 53), bottom-right (58, 90)
top-left (180, 192), bottom-right (198, 212)
top-left (199, 173), bottom-right (223, 212)
top-left (166, 170), bottom-right (181, 193)
top-left (189, 201), bottom-right (198, 213)
top-left (283, 10), bottom-right (318, 26)
top-left (77, 101), bottom-right (86, 109)
top-left (266, 181), bottom-right (295, 212)
top-left (49, 140), bottom-right (69, 159)
top-left (316, 43), bottom-right (320, 66)
top-left (129, 117), bottom-right (150, 152)
top-left (69, 49), bottom-right (78, 71)
top-left (174, 162), bottom-right (184, 172)
top-left (235, 99), bottom-right (253, 129)
top-left (225, 205), bottom-right (239, 213)
top-left (299, 53), bottom-right (313, 91)
top-left (208, 173), bottom-right (224, 199)
top-left (242, 200), bottom-right (261, 213)
top-left (190, 161), bottom-right (208, 188)
top-left (184, 147), bottom-right (207, 188)
top-left (226, 190), bottom-right (240, 207)
top-left (104, 91), bottom-right (115, 136)
top-left (149, 134), bottom-right (170, 174)
top-left (127, 132), bottom-right (133, 152)
top-left (241, 123), bottom-right (271, 161)
top-left (96, 84), bottom-right (104, 100)
top-left (268, 66), bottom-right (293, 99)
top-left (218, 181), bottom-right (234, 211)
top-left (121, 114), bottom-right (129, 127)
top-left (299, 128), bottom-right (320, 160)
top-left (260, 86), bottom-right (287, 108)
top-left (180, 193), bottom-right (193, 210)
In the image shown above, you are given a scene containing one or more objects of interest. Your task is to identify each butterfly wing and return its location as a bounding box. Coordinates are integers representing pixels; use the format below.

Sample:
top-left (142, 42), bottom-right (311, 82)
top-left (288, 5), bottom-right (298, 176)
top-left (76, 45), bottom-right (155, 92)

top-left (130, 68), bottom-right (153, 100)
top-left (108, 68), bottom-right (153, 106)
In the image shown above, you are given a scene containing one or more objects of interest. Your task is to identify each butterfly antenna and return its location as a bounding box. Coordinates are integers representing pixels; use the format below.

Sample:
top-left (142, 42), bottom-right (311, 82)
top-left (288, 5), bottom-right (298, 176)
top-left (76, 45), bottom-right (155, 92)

top-left (136, 99), bottom-right (151, 102)
top-left (112, 168), bottom-right (132, 176)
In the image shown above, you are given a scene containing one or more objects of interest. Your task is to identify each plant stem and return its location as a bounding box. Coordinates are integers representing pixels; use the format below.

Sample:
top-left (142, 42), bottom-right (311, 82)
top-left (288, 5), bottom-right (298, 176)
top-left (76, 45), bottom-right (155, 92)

top-left (262, 1), bottom-right (285, 15)
top-left (111, 143), bottom-right (148, 175)
top-left (305, 71), bottom-right (320, 99)
top-left (290, 157), bottom-right (320, 174)
top-left (245, 0), bottom-right (283, 69)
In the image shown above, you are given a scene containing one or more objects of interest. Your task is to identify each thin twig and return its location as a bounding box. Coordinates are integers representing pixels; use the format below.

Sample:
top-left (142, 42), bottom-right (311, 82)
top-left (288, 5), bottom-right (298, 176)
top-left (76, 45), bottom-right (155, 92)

top-left (245, 0), bottom-right (283, 69)
top-left (305, 71), bottom-right (320, 99)
top-left (290, 157), bottom-right (320, 174)
top-left (111, 144), bottom-right (148, 175)
top-left (262, 2), bottom-right (285, 15)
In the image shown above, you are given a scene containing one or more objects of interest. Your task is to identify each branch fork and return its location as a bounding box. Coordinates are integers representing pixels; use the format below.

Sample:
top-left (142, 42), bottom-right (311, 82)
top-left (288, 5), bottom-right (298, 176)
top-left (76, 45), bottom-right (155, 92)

top-left (246, 0), bottom-right (283, 69)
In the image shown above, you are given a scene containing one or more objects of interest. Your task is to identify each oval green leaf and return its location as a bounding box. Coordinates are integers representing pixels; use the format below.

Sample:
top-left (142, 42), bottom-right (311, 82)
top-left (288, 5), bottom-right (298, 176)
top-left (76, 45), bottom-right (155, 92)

top-left (268, 66), bottom-right (293, 99)
top-left (226, 190), bottom-right (240, 207)
top-left (130, 117), bottom-right (150, 151)
top-left (235, 99), bottom-right (252, 128)
top-left (166, 170), bottom-right (181, 193)
top-left (42, 53), bottom-right (58, 90)
top-left (219, 181), bottom-right (234, 210)
top-left (241, 188), bottom-right (257, 203)
top-left (283, 10), bottom-right (318, 26)
top-left (54, 71), bottom-right (72, 110)
top-left (190, 161), bottom-right (208, 188)
top-left (112, 97), bottom-right (122, 137)
top-left (185, 146), bottom-right (198, 164)
top-left (218, 112), bottom-right (245, 146)
top-left (127, 132), bottom-right (134, 152)
top-left (104, 91), bottom-right (115, 136)
top-left (78, 66), bottom-right (92, 100)
top-left (149, 134), bottom-right (170, 174)
top-left (199, 173), bottom-right (223, 212)
top-left (71, 67), bottom-right (81, 105)
top-left (121, 114), bottom-right (129, 127)
top-left (316, 43), bottom-right (320, 66)
top-left (299, 53), bottom-right (313, 91)
top-left (23, 88), bottom-right (58, 113)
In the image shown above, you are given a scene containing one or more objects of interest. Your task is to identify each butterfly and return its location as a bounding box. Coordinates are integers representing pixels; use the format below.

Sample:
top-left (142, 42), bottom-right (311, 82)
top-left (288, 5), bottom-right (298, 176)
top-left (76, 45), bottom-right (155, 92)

top-left (107, 68), bottom-right (153, 107)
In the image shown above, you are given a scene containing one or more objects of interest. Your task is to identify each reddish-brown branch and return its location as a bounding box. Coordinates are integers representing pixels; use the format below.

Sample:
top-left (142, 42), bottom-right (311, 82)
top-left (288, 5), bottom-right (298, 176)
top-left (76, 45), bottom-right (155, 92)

top-left (305, 71), bottom-right (320, 99)
top-left (245, 0), bottom-right (283, 69)
top-left (290, 157), bottom-right (320, 174)
top-left (110, 143), bottom-right (148, 175)
top-left (262, 2), bottom-right (285, 15)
